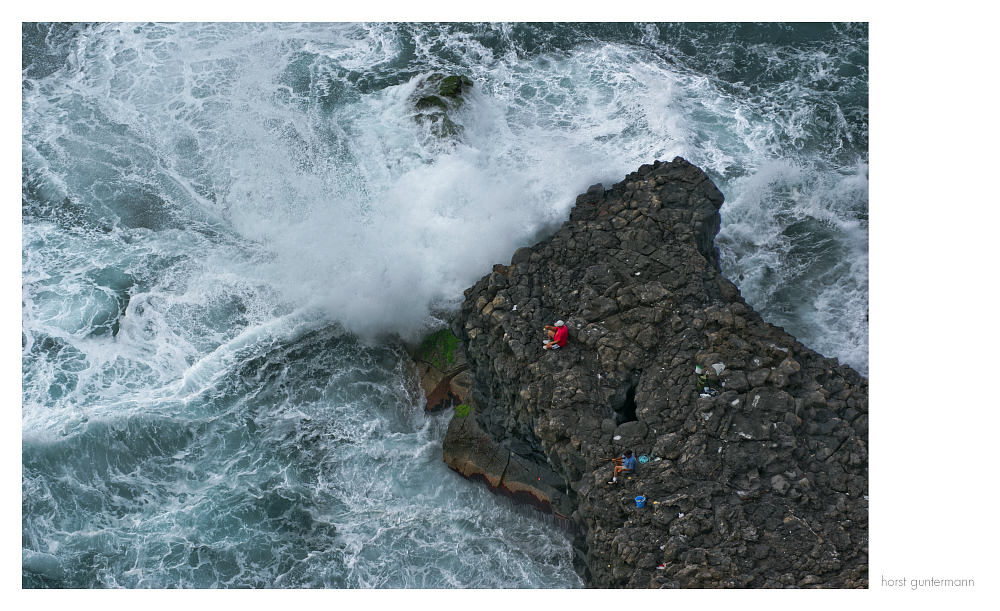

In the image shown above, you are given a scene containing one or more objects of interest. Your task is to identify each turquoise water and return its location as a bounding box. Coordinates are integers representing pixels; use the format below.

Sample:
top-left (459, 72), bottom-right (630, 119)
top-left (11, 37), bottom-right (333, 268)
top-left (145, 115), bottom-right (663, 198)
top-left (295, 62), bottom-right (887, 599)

top-left (22, 22), bottom-right (867, 587)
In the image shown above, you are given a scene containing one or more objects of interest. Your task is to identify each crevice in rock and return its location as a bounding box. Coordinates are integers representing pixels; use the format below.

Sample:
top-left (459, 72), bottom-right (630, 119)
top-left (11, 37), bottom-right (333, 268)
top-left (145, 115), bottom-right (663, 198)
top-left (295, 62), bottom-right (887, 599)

top-left (610, 371), bottom-right (641, 425)
top-left (619, 383), bottom-right (638, 425)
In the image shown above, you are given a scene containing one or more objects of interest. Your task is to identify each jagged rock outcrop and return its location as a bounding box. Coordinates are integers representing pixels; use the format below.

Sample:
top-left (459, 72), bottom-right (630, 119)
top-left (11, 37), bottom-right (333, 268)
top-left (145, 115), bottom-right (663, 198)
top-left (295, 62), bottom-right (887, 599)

top-left (443, 157), bottom-right (868, 588)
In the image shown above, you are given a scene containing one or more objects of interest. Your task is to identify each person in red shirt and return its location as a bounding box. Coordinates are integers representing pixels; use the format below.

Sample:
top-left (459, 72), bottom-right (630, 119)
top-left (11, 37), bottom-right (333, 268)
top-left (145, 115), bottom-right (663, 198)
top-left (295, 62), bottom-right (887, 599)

top-left (543, 320), bottom-right (568, 350)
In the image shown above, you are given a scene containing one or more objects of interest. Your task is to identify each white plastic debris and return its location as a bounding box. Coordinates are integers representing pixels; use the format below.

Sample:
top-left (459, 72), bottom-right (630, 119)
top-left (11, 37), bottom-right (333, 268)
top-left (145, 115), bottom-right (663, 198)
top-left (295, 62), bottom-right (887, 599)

top-left (678, 513), bottom-right (684, 518)
top-left (635, 272), bottom-right (640, 275)
top-left (512, 305), bottom-right (517, 311)
top-left (613, 435), bottom-right (621, 440)
top-left (711, 362), bottom-right (725, 374)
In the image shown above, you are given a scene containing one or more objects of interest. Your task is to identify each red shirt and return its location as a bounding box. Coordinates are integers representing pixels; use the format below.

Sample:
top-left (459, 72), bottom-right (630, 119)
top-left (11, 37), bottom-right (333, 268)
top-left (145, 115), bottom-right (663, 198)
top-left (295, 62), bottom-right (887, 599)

top-left (553, 325), bottom-right (568, 347)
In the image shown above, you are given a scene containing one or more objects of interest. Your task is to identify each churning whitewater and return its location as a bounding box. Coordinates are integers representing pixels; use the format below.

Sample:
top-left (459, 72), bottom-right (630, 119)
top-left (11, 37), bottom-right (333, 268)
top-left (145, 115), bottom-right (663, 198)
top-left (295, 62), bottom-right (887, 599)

top-left (22, 23), bottom-right (868, 587)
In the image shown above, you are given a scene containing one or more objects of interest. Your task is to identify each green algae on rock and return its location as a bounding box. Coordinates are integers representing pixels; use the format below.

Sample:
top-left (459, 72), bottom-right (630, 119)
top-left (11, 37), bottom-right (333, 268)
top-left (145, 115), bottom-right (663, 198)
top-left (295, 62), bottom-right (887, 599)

top-left (408, 328), bottom-right (470, 413)
top-left (415, 328), bottom-right (460, 370)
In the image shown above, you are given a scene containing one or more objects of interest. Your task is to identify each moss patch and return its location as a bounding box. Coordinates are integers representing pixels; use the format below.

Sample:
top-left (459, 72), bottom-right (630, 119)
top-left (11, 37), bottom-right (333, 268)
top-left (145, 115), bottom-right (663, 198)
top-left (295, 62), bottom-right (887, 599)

top-left (416, 329), bottom-right (460, 370)
top-left (454, 403), bottom-right (471, 418)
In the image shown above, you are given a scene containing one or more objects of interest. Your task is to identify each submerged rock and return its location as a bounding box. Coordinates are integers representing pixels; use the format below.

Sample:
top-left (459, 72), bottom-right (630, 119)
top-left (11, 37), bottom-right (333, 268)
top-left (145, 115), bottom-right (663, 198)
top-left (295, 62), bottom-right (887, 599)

top-left (443, 157), bottom-right (868, 588)
top-left (409, 73), bottom-right (474, 139)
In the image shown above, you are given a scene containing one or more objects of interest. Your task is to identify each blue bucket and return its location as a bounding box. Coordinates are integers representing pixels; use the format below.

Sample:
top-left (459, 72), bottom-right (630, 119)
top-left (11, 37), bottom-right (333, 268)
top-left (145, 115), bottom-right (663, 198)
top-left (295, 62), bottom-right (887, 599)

top-left (635, 495), bottom-right (646, 508)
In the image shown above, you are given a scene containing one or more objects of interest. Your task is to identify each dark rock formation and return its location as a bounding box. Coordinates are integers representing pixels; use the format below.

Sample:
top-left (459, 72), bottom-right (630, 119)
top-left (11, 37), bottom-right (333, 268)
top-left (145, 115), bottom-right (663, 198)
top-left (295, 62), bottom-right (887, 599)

top-left (443, 157), bottom-right (868, 588)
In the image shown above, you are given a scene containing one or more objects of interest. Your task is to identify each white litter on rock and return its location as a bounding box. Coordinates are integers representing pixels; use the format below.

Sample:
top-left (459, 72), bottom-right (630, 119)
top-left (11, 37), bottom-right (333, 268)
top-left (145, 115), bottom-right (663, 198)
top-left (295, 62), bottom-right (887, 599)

top-left (613, 435), bottom-right (621, 440)
top-left (635, 272), bottom-right (640, 275)
top-left (711, 362), bottom-right (725, 374)
top-left (512, 305), bottom-right (517, 311)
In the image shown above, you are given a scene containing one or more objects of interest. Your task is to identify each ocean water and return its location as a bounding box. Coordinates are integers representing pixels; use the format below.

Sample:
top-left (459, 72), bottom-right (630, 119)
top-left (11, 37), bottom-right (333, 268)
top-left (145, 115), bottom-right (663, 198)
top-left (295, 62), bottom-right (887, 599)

top-left (22, 22), bottom-right (868, 588)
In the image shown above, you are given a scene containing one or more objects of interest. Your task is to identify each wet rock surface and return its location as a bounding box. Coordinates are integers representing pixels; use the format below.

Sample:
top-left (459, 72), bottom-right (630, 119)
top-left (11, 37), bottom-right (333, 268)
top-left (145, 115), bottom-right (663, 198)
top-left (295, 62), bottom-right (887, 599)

top-left (442, 157), bottom-right (868, 588)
